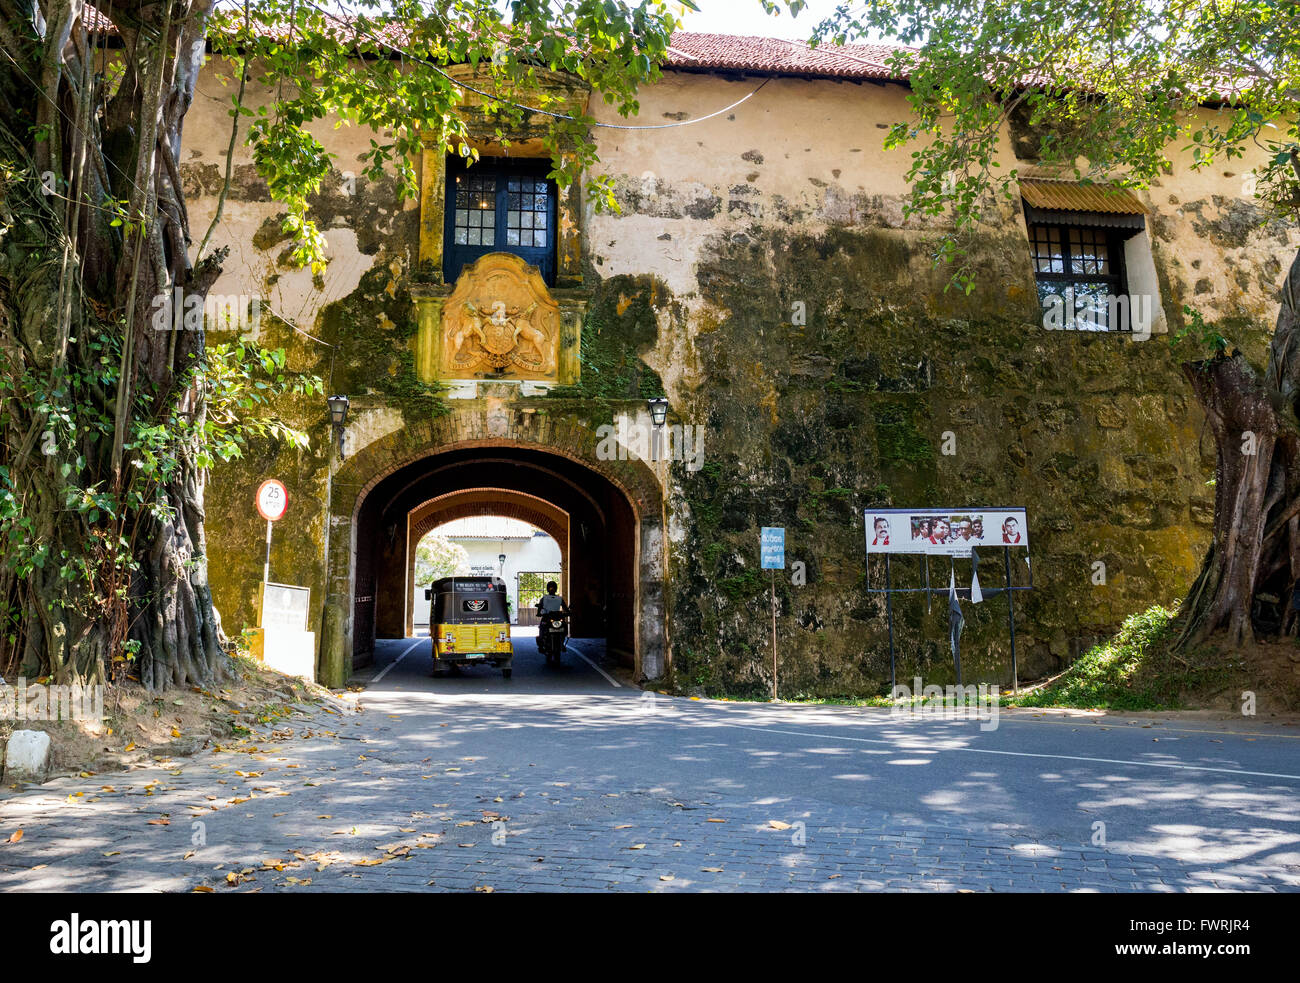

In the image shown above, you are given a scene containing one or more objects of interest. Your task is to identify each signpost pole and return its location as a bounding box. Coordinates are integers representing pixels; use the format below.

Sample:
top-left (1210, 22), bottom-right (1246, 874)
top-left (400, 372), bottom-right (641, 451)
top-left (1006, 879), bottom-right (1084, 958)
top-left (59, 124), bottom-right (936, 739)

top-left (770, 569), bottom-right (778, 702)
top-left (884, 554), bottom-right (896, 695)
top-left (263, 519), bottom-right (273, 587)
top-left (761, 526), bottom-right (784, 702)
top-left (1004, 545), bottom-right (1018, 695)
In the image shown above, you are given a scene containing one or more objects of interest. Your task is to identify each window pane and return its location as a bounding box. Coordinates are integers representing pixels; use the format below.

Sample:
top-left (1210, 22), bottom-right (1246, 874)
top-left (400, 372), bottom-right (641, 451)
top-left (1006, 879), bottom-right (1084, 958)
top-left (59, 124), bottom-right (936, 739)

top-left (1072, 282), bottom-right (1111, 330)
top-left (1037, 279), bottom-right (1063, 312)
top-left (1029, 224), bottom-right (1065, 274)
top-left (447, 164), bottom-right (553, 269)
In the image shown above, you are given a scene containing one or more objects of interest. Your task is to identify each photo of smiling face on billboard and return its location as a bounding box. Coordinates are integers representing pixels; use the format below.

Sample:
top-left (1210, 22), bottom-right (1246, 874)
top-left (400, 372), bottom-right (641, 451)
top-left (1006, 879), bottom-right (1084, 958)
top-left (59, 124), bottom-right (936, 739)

top-left (867, 508), bottom-right (1028, 555)
top-left (870, 515), bottom-right (893, 547)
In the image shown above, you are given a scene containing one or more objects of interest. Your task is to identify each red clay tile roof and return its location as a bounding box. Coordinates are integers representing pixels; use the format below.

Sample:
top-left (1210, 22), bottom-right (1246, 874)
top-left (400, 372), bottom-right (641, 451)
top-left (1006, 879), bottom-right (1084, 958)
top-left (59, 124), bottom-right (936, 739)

top-left (664, 33), bottom-right (915, 81)
top-left (82, 7), bottom-right (912, 83)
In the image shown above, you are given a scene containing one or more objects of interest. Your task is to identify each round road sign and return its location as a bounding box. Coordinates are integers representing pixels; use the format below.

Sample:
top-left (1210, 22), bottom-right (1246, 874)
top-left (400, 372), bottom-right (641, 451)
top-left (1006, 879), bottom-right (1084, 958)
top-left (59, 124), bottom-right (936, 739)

top-left (256, 479), bottom-right (289, 521)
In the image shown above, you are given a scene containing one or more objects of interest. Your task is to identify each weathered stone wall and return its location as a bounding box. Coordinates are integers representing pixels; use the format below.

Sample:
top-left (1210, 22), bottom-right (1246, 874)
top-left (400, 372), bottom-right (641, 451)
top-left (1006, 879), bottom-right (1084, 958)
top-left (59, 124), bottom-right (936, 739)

top-left (584, 74), bottom-right (1293, 696)
top-left (190, 61), bottom-right (1297, 693)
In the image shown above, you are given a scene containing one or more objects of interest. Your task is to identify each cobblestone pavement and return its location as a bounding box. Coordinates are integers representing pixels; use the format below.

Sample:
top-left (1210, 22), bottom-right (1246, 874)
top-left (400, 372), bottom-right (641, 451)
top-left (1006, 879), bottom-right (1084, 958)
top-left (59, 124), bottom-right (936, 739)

top-left (2, 637), bottom-right (1299, 893)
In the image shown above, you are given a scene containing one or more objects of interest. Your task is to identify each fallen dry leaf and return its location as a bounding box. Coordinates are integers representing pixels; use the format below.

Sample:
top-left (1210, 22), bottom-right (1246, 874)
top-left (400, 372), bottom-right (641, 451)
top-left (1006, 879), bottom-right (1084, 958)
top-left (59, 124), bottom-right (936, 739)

top-left (7, 830), bottom-right (23, 844)
top-left (768, 820), bottom-right (792, 831)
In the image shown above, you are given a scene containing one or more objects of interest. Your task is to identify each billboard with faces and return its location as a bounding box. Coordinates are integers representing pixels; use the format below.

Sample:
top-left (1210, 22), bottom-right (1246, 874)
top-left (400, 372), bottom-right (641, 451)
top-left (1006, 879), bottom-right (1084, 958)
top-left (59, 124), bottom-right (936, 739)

top-left (865, 508), bottom-right (1028, 556)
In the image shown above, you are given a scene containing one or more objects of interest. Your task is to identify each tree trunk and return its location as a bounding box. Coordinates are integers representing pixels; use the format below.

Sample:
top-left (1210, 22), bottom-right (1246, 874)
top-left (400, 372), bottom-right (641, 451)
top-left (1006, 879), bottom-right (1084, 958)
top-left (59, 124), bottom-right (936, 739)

top-left (1176, 244), bottom-right (1300, 649)
top-left (1, 0), bottom-right (225, 689)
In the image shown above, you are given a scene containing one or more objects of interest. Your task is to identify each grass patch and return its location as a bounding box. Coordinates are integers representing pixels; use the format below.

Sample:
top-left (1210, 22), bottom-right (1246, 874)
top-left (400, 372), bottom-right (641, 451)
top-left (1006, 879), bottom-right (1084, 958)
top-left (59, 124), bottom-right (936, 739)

top-left (1005, 604), bottom-right (1215, 710)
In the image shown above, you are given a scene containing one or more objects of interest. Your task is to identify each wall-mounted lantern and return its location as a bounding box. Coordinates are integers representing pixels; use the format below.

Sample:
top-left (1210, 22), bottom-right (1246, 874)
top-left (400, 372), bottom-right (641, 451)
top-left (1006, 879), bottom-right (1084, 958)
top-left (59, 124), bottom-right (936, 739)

top-left (327, 394), bottom-right (350, 460)
top-left (647, 396), bottom-right (669, 427)
top-left (647, 397), bottom-right (669, 461)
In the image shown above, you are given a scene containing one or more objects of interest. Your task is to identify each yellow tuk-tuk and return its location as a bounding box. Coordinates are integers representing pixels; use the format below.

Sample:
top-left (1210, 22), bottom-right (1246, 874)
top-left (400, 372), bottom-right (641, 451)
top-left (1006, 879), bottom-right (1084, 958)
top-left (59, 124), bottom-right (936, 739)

top-left (425, 576), bottom-right (513, 678)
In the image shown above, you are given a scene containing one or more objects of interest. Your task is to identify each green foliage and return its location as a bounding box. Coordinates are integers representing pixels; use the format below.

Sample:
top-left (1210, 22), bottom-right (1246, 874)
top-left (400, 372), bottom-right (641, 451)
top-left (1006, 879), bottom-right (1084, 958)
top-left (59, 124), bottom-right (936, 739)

top-left (0, 334), bottom-right (320, 616)
top-left (788, 0), bottom-right (1300, 290)
top-left (1170, 304), bottom-right (1231, 357)
top-left (1007, 604), bottom-right (1185, 709)
top-left (414, 533), bottom-right (472, 586)
top-left (210, 0), bottom-right (689, 273)
top-left (718, 567), bottom-right (763, 601)
top-left (873, 401), bottom-right (933, 465)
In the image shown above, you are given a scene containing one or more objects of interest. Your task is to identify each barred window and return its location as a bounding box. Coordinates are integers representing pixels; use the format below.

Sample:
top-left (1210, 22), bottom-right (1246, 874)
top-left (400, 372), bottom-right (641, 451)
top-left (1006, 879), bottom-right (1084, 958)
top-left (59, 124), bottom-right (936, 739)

top-left (444, 156), bottom-right (556, 285)
top-left (505, 177), bottom-right (550, 247)
top-left (453, 175), bottom-right (496, 246)
top-left (1029, 223), bottom-right (1129, 331)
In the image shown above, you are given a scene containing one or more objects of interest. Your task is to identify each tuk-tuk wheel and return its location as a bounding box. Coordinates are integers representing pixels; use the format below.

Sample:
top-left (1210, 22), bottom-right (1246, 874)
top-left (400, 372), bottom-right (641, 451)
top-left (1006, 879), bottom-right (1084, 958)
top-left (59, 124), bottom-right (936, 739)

top-left (502, 667), bottom-right (512, 679)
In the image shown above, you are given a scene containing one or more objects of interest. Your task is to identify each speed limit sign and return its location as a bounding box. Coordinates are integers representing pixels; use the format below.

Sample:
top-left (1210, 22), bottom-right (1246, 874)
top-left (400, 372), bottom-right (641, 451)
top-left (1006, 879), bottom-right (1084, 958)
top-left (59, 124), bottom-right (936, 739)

top-left (256, 479), bottom-right (288, 522)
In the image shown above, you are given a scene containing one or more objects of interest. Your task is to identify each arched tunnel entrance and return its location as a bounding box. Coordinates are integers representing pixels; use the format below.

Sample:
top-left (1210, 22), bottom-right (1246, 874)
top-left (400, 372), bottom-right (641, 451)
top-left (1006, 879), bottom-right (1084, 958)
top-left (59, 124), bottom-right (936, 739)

top-left (348, 444), bottom-right (649, 676)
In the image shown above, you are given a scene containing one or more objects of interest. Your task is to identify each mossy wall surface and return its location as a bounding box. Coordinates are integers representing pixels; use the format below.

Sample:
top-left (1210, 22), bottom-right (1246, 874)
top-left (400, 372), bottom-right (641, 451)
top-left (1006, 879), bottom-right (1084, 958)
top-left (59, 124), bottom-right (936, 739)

top-left (186, 64), bottom-right (1293, 692)
top-left (655, 224), bottom-right (1235, 698)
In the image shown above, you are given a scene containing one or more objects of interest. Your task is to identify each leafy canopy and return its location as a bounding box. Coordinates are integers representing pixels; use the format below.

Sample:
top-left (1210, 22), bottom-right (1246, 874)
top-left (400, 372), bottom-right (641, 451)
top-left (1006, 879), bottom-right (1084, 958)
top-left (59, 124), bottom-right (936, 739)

top-left (777, 0), bottom-right (1300, 289)
top-left (208, 0), bottom-right (691, 272)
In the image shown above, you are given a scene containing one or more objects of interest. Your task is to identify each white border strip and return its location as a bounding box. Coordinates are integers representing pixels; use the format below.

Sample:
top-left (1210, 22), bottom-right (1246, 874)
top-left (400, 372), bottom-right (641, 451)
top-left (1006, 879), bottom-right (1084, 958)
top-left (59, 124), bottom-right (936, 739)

top-left (373, 637), bottom-right (426, 684)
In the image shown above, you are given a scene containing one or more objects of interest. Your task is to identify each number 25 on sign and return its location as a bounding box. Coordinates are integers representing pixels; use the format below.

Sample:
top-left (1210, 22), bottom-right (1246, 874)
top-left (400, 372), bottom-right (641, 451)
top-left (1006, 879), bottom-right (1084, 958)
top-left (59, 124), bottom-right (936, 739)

top-left (256, 480), bottom-right (288, 585)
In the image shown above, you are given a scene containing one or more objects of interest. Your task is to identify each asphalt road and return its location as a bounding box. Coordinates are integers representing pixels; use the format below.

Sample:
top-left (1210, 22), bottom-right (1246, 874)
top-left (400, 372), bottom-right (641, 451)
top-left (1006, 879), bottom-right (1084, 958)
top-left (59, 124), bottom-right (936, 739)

top-left (2, 635), bottom-right (1298, 892)
top-left (348, 636), bottom-right (1300, 890)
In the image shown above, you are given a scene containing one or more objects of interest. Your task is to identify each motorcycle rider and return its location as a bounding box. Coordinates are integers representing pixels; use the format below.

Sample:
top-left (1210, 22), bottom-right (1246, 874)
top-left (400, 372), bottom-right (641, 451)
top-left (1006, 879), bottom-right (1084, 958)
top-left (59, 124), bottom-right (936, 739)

top-left (536, 581), bottom-right (569, 664)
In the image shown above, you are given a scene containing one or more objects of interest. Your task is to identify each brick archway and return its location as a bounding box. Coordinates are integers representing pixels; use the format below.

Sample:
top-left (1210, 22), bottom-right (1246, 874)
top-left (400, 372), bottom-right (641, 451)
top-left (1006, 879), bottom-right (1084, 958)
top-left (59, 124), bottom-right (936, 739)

top-left (405, 489), bottom-right (570, 636)
top-left (317, 409), bottom-right (666, 686)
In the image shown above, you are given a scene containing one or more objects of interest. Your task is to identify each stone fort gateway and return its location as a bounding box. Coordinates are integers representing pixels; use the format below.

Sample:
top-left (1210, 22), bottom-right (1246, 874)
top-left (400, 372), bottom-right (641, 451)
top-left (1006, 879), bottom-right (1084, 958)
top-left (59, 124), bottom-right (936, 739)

top-left (191, 32), bottom-right (1294, 693)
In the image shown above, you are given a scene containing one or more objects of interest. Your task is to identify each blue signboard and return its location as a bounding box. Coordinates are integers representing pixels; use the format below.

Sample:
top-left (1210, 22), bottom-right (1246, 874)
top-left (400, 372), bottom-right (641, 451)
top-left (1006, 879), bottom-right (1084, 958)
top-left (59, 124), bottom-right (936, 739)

top-left (760, 527), bottom-right (785, 569)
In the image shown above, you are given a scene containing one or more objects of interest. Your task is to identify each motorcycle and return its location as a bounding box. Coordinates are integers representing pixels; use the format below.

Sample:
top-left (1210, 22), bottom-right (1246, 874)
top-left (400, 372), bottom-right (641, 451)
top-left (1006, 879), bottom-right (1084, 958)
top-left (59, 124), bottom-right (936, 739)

top-left (538, 611), bottom-right (569, 666)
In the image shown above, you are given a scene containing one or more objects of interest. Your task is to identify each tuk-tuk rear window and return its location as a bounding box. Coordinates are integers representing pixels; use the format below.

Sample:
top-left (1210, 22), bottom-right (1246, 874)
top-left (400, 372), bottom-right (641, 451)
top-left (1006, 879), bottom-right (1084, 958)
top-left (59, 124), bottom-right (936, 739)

top-left (432, 589), bottom-right (508, 624)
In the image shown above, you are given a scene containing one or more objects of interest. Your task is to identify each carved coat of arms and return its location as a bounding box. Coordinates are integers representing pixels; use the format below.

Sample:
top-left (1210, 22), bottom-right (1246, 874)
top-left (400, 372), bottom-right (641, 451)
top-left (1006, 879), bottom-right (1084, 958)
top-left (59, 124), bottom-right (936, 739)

top-left (441, 254), bottom-right (561, 379)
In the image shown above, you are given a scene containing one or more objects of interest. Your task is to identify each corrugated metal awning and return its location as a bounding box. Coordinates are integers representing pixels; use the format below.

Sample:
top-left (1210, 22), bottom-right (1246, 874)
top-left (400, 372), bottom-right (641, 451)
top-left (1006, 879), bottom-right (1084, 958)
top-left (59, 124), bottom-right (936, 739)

top-left (1020, 179), bottom-right (1147, 232)
top-left (1020, 179), bottom-right (1148, 214)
